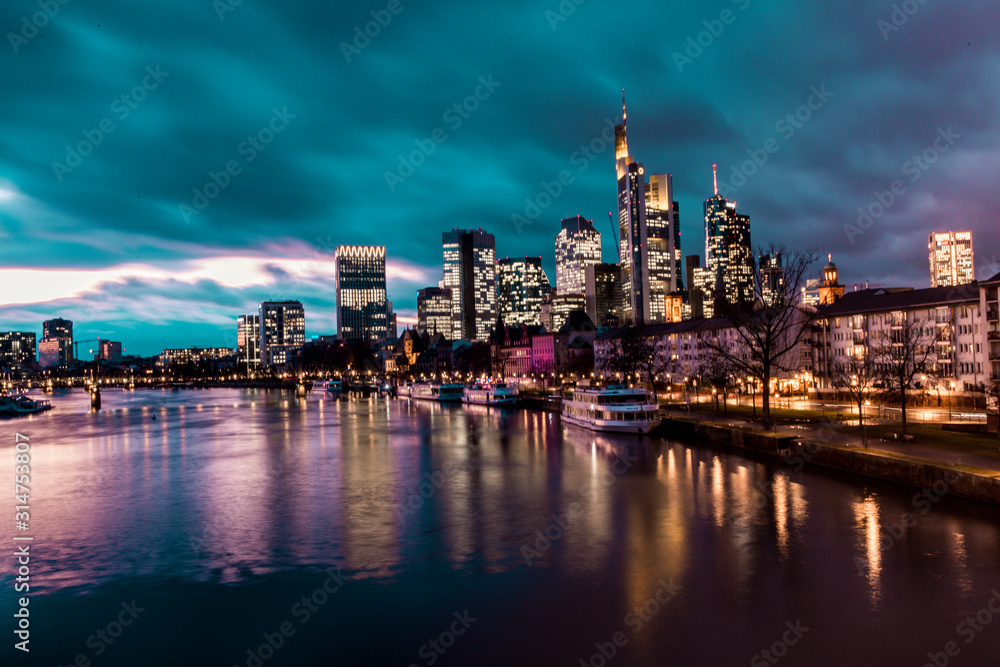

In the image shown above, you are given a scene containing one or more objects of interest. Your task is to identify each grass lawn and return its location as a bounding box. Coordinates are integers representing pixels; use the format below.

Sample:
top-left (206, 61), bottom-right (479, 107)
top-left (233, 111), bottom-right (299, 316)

top-left (675, 401), bottom-right (836, 422)
top-left (842, 423), bottom-right (1000, 460)
top-left (664, 400), bottom-right (1000, 462)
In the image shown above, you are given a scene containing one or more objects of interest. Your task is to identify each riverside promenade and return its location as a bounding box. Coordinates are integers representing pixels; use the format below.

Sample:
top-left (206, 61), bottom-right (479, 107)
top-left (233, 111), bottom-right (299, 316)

top-left (659, 405), bottom-right (1000, 505)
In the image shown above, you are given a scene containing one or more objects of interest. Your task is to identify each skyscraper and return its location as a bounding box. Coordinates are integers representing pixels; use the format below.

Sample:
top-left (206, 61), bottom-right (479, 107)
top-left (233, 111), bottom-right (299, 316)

top-left (928, 231), bottom-right (974, 287)
top-left (686, 255), bottom-right (705, 319)
top-left (585, 263), bottom-right (622, 327)
top-left (497, 256), bottom-right (550, 327)
top-left (43, 318), bottom-right (73, 341)
top-left (237, 314), bottom-right (260, 369)
top-left (335, 245), bottom-right (389, 343)
top-left (645, 172), bottom-right (684, 308)
top-left (39, 317), bottom-right (73, 368)
top-left (703, 165), bottom-right (753, 309)
top-left (555, 216), bottom-right (602, 295)
top-left (549, 293), bottom-right (587, 332)
top-left (759, 253), bottom-right (785, 306)
top-left (259, 301), bottom-right (305, 368)
top-left (442, 228), bottom-right (497, 342)
top-left (0, 332), bottom-right (36, 368)
top-left (417, 287), bottom-right (452, 337)
top-left (615, 94), bottom-right (681, 325)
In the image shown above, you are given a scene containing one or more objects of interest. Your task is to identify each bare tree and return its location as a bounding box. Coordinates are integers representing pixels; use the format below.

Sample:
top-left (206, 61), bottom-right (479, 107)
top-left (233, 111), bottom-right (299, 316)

top-left (703, 245), bottom-right (820, 423)
top-left (832, 350), bottom-right (879, 448)
top-left (870, 314), bottom-right (940, 437)
top-left (700, 350), bottom-right (735, 414)
top-left (604, 328), bottom-right (656, 387)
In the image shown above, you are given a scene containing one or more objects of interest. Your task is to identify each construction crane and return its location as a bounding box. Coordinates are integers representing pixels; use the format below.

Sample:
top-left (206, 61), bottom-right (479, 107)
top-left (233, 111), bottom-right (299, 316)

top-left (73, 338), bottom-right (101, 361)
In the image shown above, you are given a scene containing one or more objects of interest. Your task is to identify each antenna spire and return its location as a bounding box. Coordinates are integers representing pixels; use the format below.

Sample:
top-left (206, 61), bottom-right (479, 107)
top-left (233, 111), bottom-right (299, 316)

top-left (622, 88), bottom-right (626, 124)
top-left (712, 164), bottom-right (718, 196)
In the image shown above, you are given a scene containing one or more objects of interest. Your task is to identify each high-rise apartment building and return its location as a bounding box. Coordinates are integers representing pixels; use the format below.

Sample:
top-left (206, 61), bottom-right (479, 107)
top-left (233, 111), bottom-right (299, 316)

top-left (98, 340), bottom-right (123, 362)
top-left (417, 287), bottom-right (453, 338)
top-left (585, 263), bottom-right (622, 327)
top-left (334, 245), bottom-right (389, 343)
top-left (43, 318), bottom-right (73, 341)
top-left (555, 216), bottom-right (602, 295)
top-left (703, 165), bottom-right (753, 309)
top-left (928, 231), bottom-right (974, 288)
top-left (237, 314), bottom-right (261, 369)
top-left (259, 301), bottom-right (305, 367)
top-left (39, 317), bottom-right (74, 368)
top-left (442, 228), bottom-right (496, 342)
top-left (0, 332), bottom-right (36, 368)
top-left (497, 256), bottom-right (550, 327)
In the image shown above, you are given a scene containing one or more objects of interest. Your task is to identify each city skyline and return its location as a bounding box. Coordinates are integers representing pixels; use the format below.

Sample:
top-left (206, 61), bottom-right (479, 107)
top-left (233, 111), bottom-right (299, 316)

top-left (2, 2), bottom-right (998, 355)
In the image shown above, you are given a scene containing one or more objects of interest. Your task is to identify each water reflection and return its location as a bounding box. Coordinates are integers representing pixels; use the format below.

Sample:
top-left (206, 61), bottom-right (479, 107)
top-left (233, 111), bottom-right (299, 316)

top-left (854, 495), bottom-right (884, 608)
top-left (2, 386), bottom-right (999, 639)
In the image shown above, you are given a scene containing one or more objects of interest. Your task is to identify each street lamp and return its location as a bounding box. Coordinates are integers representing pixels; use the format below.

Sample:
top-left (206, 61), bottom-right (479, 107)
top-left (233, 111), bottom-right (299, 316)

top-left (949, 381), bottom-right (956, 421)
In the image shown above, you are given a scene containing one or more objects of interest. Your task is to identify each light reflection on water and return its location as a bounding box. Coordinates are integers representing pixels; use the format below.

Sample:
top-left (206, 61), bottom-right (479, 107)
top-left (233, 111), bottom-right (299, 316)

top-left (2, 387), bottom-right (1000, 665)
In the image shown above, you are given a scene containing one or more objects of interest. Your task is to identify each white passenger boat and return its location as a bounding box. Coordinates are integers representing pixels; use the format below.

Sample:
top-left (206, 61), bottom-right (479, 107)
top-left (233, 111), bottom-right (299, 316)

top-left (0, 393), bottom-right (53, 417)
top-left (402, 382), bottom-right (464, 402)
top-left (561, 384), bottom-right (661, 434)
top-left (311, 379), bottom-right (342, 397)
top-left (463, 380), bottom-right (518, 406)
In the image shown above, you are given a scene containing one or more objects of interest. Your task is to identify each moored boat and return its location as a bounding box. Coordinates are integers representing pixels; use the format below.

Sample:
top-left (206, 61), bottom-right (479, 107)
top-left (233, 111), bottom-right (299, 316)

top-left (561, 384), bottom-right (660, 434)
top-left (0, 393), bottom-right (54, 417)
top-left (463, 380), bottom-right (518, 406)
top-left (311, 379), bottom-right (343, 397)
top-left (402, 382), bottom-right (464, 402)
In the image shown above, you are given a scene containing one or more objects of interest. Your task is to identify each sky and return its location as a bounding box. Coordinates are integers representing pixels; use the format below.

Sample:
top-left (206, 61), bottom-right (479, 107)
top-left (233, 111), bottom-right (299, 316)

top-left (1, 0), bottom-right (998, 356)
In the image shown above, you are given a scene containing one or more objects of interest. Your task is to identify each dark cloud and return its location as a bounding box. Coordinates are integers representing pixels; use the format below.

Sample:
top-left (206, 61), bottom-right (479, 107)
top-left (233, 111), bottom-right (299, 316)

top-left (1, 0), bottom-right (997, 354)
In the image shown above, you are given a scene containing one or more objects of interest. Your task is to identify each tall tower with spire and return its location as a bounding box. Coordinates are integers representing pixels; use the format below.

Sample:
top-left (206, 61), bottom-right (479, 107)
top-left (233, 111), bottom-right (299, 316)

top-left (615, 91), bottom-right (648, 325)
top-left (702, 164), bottom-right (753, 310)
top-left (613, 93), bottom-right (682, 326)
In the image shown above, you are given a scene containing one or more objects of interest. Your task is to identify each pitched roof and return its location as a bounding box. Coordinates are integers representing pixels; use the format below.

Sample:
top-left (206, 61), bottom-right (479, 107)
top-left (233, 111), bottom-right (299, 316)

top-left (816, 283), bottom-right (980, 318)
top-left (559, 310), bottom-right (596, 333)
